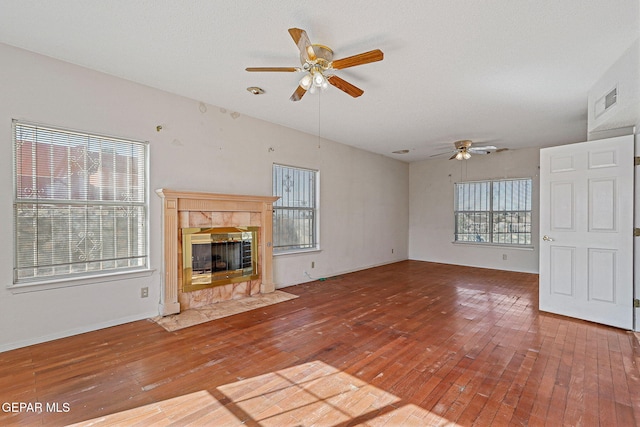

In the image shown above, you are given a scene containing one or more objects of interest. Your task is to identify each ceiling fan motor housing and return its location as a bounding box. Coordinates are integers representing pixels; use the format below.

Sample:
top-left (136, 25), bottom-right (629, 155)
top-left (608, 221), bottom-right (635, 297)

top-left (301, 45), bottom-right (334, 70)
top-left (454, 140), bottom-right (473, 150)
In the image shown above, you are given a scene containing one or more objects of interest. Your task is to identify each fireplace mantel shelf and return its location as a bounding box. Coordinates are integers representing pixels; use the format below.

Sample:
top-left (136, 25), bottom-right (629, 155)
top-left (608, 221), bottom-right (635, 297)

top-left (156, 189), bottom-right (279, 205)
top-left (156, 189), bottom-right (279, 316)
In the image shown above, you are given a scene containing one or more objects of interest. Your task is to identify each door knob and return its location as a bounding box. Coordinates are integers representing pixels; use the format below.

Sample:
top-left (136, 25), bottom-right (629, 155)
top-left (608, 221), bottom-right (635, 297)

top-left (542, 235), bottom-right (554, 241)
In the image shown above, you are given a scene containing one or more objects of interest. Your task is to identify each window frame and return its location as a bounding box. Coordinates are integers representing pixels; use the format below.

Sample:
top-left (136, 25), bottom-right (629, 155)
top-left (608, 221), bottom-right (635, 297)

top-left (272, 163), bottom-right (320, 255)
top-left (11, 120), bottom-right (150, 289)
top-left (453, 177), bottom-right (533, 247)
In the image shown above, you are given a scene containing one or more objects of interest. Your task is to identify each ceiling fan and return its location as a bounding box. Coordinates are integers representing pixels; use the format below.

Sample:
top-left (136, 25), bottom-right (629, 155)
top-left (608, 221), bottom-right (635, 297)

top-left (246, 28), bottom-right (383, 102)
top-left (431, 140), bottom-right (500, 160)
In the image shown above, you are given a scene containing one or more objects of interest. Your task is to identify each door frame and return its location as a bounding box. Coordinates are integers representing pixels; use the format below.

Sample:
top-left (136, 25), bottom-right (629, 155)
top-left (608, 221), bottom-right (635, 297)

top-left (635, 132), bottom-right (639, 331)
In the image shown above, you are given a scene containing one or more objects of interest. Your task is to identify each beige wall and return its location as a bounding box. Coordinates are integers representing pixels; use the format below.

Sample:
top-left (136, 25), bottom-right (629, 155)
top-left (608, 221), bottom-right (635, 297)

top-left (0, 43), bottom-right (409, 351)
top-left (409, 146), bottom-right (541, 273)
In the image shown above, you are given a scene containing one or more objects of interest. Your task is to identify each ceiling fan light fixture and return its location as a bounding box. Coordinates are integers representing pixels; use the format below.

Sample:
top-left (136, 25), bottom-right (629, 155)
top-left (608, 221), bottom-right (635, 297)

top-left (299, 74), bottom-right (312, 90)
top-left (455, 150), bottom-right (471, 160)
top-left (312, 71), bottom-right (326, 88)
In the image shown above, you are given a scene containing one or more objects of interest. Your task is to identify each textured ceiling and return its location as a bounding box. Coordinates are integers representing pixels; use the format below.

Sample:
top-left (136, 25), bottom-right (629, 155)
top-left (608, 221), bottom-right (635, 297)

top-left (1, 1), bottom-right (638, 162)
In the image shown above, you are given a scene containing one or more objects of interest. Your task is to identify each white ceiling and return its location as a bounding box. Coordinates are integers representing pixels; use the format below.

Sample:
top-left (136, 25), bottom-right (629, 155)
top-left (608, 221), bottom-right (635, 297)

top-left (1, 1), bottom-right (638, 162)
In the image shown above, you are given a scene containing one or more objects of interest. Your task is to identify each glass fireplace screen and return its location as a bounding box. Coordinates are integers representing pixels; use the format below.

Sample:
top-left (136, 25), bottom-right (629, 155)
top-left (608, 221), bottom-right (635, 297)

top-left (181, 226), bottom-right (259, 292)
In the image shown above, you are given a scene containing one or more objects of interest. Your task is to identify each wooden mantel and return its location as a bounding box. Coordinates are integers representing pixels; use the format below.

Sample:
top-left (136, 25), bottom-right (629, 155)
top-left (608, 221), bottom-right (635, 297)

top-left (155, 189), bottom-right (279, 316)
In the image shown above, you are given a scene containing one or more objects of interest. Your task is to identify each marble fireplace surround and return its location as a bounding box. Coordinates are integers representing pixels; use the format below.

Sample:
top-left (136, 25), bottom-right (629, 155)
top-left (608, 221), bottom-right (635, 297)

top-left (156, 189), bottom-right (279, 316)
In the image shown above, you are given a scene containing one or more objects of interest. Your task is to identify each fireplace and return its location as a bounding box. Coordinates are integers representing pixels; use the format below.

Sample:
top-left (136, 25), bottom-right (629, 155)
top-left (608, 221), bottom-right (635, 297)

top-left (156, 189), bottom-right (278, 315)
top-left (182, 226), bottom-right (259, 292)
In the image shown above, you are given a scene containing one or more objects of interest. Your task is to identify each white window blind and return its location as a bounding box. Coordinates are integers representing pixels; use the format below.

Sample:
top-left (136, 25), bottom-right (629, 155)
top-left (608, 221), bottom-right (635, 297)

top-left (13, 121), bottom-right (148, 284)
top-left (272, 164), bottom-right (318, 253)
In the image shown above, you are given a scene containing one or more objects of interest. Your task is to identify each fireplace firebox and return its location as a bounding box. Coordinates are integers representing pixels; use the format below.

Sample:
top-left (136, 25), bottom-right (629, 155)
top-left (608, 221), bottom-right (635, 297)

top-left (181, 226), bottom-right (259, 292)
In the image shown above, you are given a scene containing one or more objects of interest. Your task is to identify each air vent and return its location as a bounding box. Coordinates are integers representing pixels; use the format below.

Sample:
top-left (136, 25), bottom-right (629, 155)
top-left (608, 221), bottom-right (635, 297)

top-left (605, 87), bottom-right (617, 109)
top-left (595, 86), bottom-right (618, 118)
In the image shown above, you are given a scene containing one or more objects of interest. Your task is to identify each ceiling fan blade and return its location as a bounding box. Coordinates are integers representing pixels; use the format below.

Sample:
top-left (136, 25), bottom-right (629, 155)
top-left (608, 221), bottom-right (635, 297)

top-left (429, 150), bottom-right (456, 158)
top-left (246, 67), bottom-right (300, 72)
top-left (470, 145), bottom-right (497, 151)
top-left (288, 28), bottom-right (317, 61)
top-left (289, 85), bottom-right (307, 102)
top-left (331, 49), bottom-right (384, 70)
top-left (327, 75), bottom-right (364, 98)
top-left (449, 153), bottom-right (458, 160)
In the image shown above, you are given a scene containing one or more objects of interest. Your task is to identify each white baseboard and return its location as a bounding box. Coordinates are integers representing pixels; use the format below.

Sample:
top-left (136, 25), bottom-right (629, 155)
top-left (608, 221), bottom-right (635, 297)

top-left (0, 311), bottom-right (159, 353)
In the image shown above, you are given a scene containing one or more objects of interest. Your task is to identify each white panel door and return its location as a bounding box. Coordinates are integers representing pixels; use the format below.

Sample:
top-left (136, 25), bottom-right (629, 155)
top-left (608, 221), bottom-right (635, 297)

top-left (539, 135), bottom-right (634, 329)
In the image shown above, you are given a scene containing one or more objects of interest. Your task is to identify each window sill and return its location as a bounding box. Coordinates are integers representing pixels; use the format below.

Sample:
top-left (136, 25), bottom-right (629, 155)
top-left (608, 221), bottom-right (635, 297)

top-left (451, 241), bottom-right (534, 251)
top-left (274, 248), bottom-right (322, 257)
top-left (9, 269), bottom-right (155, 294)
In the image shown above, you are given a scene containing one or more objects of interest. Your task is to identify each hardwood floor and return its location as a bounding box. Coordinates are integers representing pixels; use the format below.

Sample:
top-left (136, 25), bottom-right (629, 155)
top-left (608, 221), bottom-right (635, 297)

top-left (1, 261), bottom-right (639, 426)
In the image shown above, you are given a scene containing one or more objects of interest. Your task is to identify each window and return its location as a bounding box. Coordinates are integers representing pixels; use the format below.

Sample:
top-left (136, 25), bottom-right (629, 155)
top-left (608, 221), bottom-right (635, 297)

top-left (454, 178), bottom-right (532, 245)
top-left (272, 164), bottom-right (318, 253)
top-left (13, 121), bottom-right (148, 284)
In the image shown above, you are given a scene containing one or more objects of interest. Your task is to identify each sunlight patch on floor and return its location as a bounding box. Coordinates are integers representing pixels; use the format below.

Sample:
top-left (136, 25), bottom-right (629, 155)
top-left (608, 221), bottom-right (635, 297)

top-left (69, 361), bottom-right (460, 426)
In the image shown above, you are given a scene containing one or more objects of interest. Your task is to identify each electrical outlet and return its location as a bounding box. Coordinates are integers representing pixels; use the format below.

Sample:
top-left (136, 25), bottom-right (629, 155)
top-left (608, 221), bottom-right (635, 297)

top-left (311, 261), bottom-right (315, 268)
top-left (502, 254), bottom-right (508, 260)
top-left (141, 287), bottom-right (149, 298)
top-left (392, 248), bottom-right (394, 254)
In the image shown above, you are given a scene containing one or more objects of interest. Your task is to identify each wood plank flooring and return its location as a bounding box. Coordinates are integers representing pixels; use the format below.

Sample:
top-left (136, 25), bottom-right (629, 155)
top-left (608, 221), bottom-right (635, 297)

top-left (1, 261), bottom-right (639, 426)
